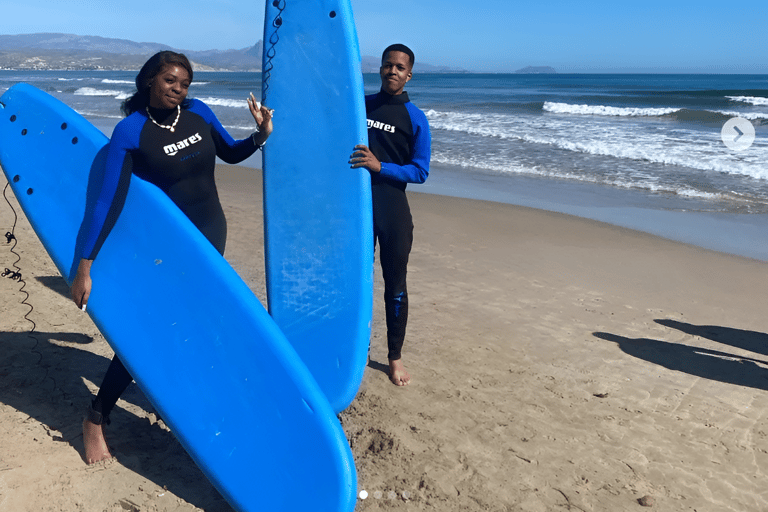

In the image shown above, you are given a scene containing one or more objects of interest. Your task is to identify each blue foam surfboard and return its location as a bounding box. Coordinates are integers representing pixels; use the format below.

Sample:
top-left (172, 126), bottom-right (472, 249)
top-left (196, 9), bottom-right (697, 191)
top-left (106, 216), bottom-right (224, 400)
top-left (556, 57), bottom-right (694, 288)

top-left (0, 83), bottom-right (356, 512)
top-left (262, 0), bottom-right (373, 414)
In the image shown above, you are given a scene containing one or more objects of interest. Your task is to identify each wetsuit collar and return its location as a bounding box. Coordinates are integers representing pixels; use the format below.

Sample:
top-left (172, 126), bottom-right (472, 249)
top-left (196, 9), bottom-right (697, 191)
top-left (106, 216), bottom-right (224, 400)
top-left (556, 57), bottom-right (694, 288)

top-left (377, 89), bottom-right (410, 104)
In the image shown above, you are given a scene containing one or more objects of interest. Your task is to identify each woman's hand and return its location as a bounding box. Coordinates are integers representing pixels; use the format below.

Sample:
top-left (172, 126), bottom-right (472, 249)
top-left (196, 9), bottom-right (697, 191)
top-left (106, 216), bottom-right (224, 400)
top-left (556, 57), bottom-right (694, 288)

top-left (71, 259), bottom-right (93, 311)
top-left (349, 145), bottom-right (382, 173)
top-left (248, 92), bottom-right (273, 146)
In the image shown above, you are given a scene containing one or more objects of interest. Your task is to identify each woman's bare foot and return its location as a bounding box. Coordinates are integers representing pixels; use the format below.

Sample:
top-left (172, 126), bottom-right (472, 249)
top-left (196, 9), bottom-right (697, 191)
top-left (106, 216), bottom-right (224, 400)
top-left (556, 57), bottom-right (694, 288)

top-left (82, 418), bottom-right (112, 464)
top-left (388, 358), bottom-right (411, 386)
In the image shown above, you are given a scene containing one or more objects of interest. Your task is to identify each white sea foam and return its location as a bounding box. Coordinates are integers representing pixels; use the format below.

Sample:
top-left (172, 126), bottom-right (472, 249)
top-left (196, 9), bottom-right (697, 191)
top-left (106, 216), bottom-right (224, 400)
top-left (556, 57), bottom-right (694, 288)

top-left (221, 124), bottom-right (256, 132)
top-left (73, 87), bottom-right (131, 101)
top-left (196, 96), bottom-right (246, 108)
top-left (101, 79), bottom-right (133, 85)
top-left (426, 109), bottom-right (768, 182)
top-left (74, 87), bottom-right (123, 97)
top-left (716, 110), bottom-right (768, 121)
top-left (543, 102), bottom-right (680, 117)
top-left (73, 109), bottom-right (123, 120)
top-left (727, 96), bottom-right (768, 106)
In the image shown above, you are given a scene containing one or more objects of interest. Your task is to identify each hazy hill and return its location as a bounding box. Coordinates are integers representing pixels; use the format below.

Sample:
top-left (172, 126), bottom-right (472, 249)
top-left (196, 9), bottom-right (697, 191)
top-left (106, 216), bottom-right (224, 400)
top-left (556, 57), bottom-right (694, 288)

top-left (0, 33), bottom-right (263, 71)
top-left (0, 33), bottom-right (174, 55)
top-left (0, 33), bottom-right (462, 73)
top-left (515, 66), bottom-right (557, 74)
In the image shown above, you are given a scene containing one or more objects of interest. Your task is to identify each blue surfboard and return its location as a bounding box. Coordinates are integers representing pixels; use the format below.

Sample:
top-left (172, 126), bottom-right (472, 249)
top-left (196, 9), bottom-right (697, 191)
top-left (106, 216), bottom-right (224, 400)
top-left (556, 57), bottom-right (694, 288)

top-left (261, 0), bottom-right (373, 414)
top-left (0, 83), bottom-right (356, 512)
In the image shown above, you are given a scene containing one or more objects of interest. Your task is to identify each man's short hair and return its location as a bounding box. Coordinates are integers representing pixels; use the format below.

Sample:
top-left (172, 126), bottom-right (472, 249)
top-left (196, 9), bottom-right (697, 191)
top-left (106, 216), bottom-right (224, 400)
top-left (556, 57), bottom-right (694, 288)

top-left (382, 44), bottom-right (415, 68)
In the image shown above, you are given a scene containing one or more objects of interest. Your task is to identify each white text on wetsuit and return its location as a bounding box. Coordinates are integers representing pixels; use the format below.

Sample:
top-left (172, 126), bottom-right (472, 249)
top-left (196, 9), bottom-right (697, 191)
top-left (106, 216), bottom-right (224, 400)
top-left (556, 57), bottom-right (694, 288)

top-left (164, 133), bottom-right (203, 157)
top-left (367, 119), bottom-right (396, 133)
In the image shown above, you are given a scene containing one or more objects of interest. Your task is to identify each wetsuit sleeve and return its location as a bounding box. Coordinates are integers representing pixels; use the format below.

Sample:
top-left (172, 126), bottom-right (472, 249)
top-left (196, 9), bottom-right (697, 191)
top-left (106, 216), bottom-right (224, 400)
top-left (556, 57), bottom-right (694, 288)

top-left (379, 103), bottom-right (431, 184)
top-left (189, 99), bottom-right (260, 164)
top-left (80, 118), bottom-right (140, 260)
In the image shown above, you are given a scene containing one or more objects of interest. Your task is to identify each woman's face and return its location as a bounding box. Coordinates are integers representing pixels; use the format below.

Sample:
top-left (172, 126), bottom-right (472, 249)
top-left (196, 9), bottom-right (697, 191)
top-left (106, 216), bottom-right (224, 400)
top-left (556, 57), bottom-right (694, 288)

top-left (148, 65), bottom-right (190, 109)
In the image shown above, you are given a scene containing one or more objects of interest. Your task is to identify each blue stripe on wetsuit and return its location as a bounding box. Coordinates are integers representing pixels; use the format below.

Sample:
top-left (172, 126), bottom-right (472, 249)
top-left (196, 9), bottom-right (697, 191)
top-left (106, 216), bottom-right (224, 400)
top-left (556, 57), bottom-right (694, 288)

top-left (81, 99), bottom-right (259, 260)
top-left (366, 91), bottom-right (431, 187)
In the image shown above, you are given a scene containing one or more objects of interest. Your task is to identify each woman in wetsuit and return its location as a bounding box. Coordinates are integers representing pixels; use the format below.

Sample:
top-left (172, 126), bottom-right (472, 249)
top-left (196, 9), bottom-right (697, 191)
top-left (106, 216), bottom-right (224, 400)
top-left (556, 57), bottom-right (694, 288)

top-left (70, 51), bottom-right (273, 464)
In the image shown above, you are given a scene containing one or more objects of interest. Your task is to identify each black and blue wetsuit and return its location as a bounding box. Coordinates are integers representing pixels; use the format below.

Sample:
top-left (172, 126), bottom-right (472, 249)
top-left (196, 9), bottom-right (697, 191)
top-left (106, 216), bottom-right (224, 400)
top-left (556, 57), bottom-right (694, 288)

top-left (83, 98), bottom-right (259, 259)
top-left (86, 98), bottom-right (261, 422)
top-left (366, 90), bottom-right (431, 360)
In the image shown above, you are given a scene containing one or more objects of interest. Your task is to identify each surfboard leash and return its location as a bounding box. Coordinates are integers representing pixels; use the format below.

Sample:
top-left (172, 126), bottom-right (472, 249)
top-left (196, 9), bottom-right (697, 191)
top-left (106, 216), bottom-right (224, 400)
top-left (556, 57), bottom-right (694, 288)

top-left (2, 182), bottom-right (25, 286)
top-left (1, 100), bottom-right (25, 288)
top-left (2, 181), bottom-right (55, 394)
top-left (2, 180), bottom-right (37, 336)
top-left (261, 0), bottom-right (286, 104)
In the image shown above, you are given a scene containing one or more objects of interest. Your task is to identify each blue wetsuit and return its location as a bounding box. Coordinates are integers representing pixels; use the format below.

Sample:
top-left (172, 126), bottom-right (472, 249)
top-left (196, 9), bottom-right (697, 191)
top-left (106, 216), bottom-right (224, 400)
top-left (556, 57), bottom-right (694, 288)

top-left (366, 90), bottom-right (430, 360)
top-left (86, 99), bottom-right (261, 422)
top-left (83, 99), bottom-right (259, 260)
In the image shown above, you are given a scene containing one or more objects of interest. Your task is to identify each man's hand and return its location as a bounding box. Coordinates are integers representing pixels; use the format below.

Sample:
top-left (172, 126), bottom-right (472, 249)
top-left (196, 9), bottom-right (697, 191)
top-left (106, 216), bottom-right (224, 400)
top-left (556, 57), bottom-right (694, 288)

top-left (349, 145), bottom-right (381, 173)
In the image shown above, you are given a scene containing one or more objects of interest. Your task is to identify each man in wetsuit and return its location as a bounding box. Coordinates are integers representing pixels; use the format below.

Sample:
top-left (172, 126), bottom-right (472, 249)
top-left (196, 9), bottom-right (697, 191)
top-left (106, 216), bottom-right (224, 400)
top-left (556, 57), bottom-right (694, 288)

top-left (349, 44), bottom-right (431, 386)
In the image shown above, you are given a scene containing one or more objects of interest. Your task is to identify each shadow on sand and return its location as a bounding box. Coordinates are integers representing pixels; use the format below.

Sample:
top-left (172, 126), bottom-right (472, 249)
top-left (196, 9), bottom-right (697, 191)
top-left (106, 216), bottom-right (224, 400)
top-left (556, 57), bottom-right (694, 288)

top-left (0, 327), bottom-right (234, 511)
top-left (594, 320), bottom-right (768, 392)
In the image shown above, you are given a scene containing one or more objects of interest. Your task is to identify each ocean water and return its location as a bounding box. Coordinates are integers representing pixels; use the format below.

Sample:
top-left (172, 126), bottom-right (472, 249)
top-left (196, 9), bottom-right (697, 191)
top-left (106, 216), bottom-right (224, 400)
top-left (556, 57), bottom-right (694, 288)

top-left (1, 71), bottom-right (767, 258)
top-left (411, 74), bottom-right (768, 212)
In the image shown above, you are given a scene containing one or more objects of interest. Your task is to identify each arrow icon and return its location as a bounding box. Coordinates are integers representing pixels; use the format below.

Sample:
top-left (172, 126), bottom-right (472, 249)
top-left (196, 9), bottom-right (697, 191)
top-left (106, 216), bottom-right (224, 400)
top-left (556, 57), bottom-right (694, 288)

top-left (721, 117), bottom-right (755, 151)
top-left (733, 125), bottom-right (744, 143)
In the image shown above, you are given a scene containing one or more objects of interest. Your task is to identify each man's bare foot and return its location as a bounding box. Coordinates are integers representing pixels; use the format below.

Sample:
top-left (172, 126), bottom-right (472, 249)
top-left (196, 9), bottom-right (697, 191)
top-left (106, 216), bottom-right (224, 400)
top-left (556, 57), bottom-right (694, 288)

top-left (388, 358), bottom-right (411, 386)
top-left (82, 418), bottom-right (112, 464)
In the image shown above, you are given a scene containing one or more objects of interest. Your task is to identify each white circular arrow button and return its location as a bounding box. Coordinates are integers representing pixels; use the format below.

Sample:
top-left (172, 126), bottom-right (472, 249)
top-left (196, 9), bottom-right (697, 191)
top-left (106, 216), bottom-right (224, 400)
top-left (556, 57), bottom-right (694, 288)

top-left (721, 117), bottom-right (755, 151)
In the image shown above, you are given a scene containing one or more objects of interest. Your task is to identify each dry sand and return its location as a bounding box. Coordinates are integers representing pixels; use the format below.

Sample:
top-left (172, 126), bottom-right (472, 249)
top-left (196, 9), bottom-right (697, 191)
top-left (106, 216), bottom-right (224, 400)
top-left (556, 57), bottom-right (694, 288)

top-left (1, 164), bottom-right (767, 511)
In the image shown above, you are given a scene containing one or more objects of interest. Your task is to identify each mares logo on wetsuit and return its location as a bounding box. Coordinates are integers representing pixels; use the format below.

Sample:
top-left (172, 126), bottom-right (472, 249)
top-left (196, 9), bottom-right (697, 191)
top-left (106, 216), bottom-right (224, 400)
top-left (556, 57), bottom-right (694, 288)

top-left (367, 119), bottom-right (396, 134)
top-left (164, 133), bottom-right (203, 157)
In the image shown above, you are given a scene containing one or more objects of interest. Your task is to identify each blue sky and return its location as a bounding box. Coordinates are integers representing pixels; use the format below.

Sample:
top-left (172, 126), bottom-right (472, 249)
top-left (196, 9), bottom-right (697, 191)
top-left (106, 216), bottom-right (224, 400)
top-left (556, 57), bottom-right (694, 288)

top-left (4, 0), bottom-right (767, 73)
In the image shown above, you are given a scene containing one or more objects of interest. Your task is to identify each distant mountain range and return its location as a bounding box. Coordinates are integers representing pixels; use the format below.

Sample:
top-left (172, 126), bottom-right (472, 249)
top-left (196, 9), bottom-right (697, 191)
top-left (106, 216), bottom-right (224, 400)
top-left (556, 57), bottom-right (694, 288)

top-left (515, 66), bottom-right (557, 74)
top-left (0, 33), bottom-right (262, 71)
top-left (0, 33), bottom-right (467, 73)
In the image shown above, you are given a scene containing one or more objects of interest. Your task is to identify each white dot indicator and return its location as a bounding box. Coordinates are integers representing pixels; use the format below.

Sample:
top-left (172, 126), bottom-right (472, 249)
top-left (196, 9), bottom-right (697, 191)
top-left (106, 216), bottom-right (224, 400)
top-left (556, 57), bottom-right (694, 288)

top-left (359, 490), bottom-right (368, 500)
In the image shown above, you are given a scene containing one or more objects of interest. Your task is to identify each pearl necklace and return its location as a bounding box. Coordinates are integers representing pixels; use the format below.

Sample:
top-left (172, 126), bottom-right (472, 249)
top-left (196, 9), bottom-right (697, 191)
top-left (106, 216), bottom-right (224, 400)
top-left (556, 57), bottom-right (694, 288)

top-left (146, 105), bottom-right (181, 132)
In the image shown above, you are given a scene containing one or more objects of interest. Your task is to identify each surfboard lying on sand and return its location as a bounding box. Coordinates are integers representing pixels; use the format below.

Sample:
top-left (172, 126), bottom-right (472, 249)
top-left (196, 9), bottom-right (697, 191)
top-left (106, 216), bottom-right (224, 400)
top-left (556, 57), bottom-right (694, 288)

top-left (0, 83), bottom-right (357, 512)
top-left (261, 0), bottom-right (373, 414)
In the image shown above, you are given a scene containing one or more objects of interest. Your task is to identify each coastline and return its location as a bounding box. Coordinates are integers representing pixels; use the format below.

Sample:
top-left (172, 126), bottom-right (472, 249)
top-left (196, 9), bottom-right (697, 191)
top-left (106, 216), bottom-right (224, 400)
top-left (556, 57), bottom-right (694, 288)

top-left (420, 163), bottom-right (768, 262)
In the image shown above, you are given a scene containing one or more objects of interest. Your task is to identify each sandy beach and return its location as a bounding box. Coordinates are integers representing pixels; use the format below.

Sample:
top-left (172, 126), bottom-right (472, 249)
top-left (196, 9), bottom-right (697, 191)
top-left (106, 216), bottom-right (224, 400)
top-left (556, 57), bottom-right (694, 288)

top-left (1, 163), bottom-right (768, 511)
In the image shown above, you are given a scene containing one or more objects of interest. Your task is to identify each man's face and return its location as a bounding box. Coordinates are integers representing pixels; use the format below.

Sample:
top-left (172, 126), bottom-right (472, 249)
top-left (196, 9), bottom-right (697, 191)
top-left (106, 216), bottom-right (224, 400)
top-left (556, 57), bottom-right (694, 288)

top-left (380, 51), bottom-right (412, 95)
